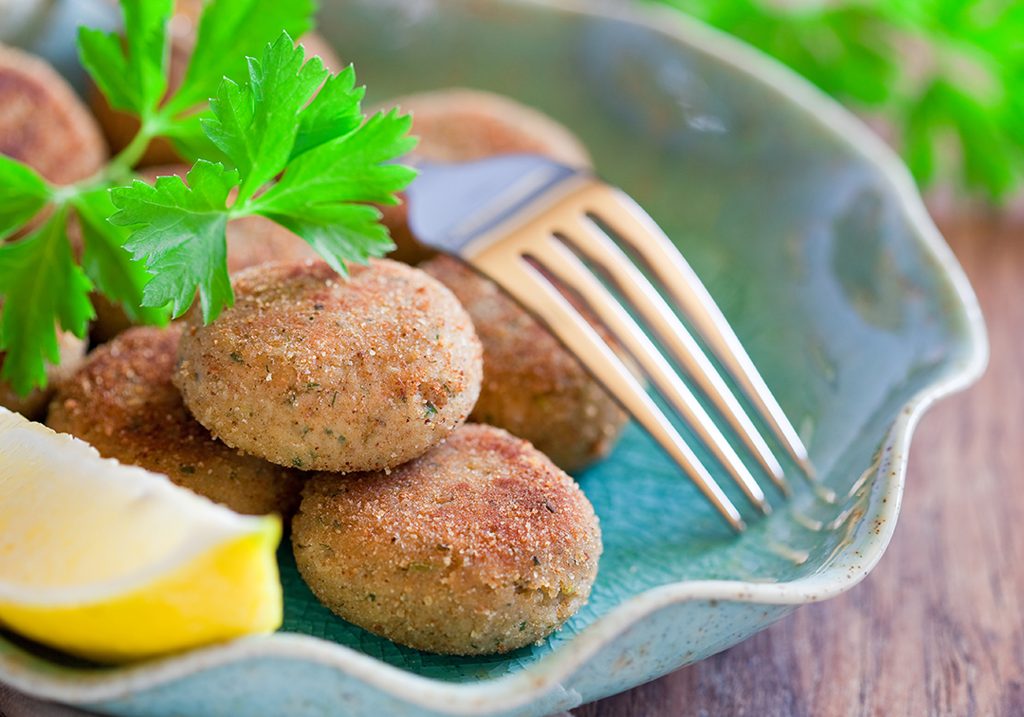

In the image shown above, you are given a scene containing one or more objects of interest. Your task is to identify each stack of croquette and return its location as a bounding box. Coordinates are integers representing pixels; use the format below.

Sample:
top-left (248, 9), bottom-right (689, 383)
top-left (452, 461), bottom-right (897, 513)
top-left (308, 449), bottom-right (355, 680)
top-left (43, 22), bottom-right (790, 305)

top-left (1, 24), bottom-right (626, 655)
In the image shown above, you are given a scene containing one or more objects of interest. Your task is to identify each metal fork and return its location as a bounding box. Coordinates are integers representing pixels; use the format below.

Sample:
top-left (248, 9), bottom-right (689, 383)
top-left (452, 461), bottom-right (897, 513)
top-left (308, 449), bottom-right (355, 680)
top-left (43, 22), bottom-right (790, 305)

top-left (406, 155), bottom-right (814, 531)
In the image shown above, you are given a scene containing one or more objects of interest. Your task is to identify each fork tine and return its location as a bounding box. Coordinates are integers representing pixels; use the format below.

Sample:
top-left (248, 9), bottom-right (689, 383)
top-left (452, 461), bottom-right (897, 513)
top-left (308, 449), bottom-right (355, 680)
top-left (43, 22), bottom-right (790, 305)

top-left (561, 217), bottom-right (790, 494)
top-left (466, 248), bottom-right (747, 531)
top-left (581, 184), bottom-right (815, 478)
top-left (530, 238), bottom-right (771, 513)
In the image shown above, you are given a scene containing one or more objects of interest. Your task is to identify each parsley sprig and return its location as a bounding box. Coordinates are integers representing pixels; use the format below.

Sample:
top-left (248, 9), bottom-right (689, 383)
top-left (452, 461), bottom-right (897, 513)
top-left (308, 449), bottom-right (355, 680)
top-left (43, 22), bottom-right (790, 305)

top-left (0, 0), bottom-right (415, 395)
top-left (652, 0), bottom-right (1024, 200)
top-left (111, 34), bottom-right (415, 321)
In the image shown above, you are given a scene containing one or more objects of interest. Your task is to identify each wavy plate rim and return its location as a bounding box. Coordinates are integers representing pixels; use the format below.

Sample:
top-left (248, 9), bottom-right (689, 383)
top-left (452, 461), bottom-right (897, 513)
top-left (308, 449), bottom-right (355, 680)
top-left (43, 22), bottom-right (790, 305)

top-left (0, 0), bottom-right (989, 713)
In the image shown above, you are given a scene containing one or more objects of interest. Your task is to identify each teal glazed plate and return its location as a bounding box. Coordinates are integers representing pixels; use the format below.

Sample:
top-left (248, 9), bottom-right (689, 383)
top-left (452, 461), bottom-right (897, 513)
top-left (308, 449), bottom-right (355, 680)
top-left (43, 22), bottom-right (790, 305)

top-left (0, 0), bottom-right (987, 715)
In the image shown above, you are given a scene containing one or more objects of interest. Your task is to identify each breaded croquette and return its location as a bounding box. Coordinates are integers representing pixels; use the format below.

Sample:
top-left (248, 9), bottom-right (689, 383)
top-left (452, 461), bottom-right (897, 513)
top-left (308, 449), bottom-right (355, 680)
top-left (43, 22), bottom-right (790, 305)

top-left (47, 326), bottom-right (304, 516)
top-left (292, 423), bottom-right (602, 655)
top-left (422, 255), bottom-right (627, 472)
top-left (0, 43), bottom-right (106, 185)
top-left (175, 259), bottom-right (483, 472)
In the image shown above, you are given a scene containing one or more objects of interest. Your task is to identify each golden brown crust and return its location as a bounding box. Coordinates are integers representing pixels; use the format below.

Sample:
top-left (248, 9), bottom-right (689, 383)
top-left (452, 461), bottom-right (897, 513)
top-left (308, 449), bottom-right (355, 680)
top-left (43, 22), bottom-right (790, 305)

top-left (376, 88), bottom-right (592, 265)
top-left (292, 423), bottom-right (601, 655)
top-left (47, 326), bottom-right (304, 516)
top-left (421, 255), bottom-right (627, 472)
top-left (0, 330), bottom-right (87, 420)
top-left (175, 259), bottom-right (483, 472)
top-left (0, 43), bottom-right (107, 185)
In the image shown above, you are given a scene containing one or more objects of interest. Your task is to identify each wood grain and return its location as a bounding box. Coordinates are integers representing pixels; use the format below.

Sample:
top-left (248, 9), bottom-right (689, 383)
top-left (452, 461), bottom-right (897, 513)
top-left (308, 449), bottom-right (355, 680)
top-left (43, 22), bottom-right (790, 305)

top-left (578, 211), bottom-right (1024, 717)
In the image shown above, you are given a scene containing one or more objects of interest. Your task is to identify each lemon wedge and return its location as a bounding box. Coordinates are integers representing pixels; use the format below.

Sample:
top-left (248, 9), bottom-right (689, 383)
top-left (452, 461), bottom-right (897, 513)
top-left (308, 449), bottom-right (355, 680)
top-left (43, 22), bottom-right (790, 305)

top-left (0, 407), bottom-right (283, 662)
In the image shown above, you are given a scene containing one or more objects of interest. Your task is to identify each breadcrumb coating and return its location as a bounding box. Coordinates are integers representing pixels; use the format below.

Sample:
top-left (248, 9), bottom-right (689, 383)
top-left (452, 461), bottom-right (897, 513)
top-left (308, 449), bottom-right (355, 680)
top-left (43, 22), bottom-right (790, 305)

top-left (47, 326), bottom-right (304, 516)
top-left (422, 255), bottom-right (627, 472)
top-left (175, 259), bottom-right (483, 472)
top-left (292, 423), bottom-right (602, 655)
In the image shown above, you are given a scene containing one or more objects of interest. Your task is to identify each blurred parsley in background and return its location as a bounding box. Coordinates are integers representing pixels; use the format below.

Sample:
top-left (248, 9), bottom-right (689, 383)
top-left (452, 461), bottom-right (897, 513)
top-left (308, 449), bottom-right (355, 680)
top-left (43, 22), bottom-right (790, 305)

top-left (648, 0), bottom-right (1024, 202)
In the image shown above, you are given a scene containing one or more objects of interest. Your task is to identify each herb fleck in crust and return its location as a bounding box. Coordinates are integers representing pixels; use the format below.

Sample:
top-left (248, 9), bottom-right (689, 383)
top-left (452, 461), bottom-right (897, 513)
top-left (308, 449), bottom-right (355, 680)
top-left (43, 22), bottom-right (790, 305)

top-left (175, 259), bottom-right (483, 472)
top-left (47, 325), bottom-right (304, 516)
top-left (292, 423), bottom-right (602, 655)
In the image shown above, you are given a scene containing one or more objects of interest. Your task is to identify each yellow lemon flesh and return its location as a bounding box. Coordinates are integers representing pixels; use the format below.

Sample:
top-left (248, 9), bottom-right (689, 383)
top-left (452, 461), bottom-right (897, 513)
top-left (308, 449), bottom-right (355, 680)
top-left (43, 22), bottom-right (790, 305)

top-left (0, 408), bottom-right (283, 662)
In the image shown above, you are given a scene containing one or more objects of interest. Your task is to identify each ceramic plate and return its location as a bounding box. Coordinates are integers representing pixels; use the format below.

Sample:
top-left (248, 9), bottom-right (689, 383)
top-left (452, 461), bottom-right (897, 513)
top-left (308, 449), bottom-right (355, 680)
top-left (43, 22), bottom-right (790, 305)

top-left (0, 0), bottom-right (987, 715)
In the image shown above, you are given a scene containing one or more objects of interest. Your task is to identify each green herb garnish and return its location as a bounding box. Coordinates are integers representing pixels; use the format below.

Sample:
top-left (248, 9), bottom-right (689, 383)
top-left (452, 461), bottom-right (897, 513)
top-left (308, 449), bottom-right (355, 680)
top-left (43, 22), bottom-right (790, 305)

top-left (651, 0), bottom-right (1024, 200)
top-left (0, 209), bottom-right (92, 391)
top-left (110, 34), bottom-right (416, 322)
top-left (0, 0), bottom-right (415, 395)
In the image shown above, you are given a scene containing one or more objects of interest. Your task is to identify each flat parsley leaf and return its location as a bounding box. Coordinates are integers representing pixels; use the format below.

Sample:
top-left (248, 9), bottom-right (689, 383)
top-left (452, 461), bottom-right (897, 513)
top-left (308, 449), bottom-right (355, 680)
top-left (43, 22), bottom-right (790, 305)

top-left (203, 33), bottom-right (328, 201)
top-left (260, 203), bottom-right (393, 277)
top-left (253, 109), bottom-right (416, 273)
top-left (74, 188), bottom-right (171, 326)
top-left (0, 156), bottom-right (49, 240)
top-left (112, 34), bottom-right (416, 323)
top-left (168, 0), bottom-right (314, 113)
top-left (163, 111), bottom-right (232, 167)
top-left (77, 0), bottom-right (173, 116)
top-left (0, 0), bottom-right (323, 395)
top-left (0, 210), bottom-right (93, 395)
top-left (260, 109), bottom-right (416, 209)
top-left (291, 65), bottom-right (366, 160)
top-left (110, 161), bottom-right (238, 321)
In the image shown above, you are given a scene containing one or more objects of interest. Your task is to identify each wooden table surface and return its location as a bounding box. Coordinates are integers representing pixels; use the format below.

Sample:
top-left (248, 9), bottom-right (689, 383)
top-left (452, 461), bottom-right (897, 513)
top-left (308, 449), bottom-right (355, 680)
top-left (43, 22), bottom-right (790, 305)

top-left (579, 209), bottom-right (1023, 717)
top-left (1, 211), bottom-right (1019, 717)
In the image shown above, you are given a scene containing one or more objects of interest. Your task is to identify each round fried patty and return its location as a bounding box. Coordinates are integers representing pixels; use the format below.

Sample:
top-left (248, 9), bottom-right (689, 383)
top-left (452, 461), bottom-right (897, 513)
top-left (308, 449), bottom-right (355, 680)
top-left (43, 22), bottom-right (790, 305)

top-left (292, 423), bottom-right (602, 655)
top-left (0, 43), bottom-right (106, 185)
top-left (175, 259), bottom-right (483, 472)
top-left (47, 326), bottom-right (304, 516)
top-left (422, 255), bottom-right (627, 472)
